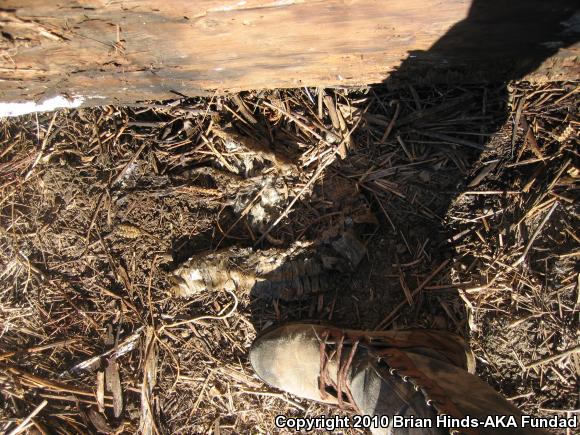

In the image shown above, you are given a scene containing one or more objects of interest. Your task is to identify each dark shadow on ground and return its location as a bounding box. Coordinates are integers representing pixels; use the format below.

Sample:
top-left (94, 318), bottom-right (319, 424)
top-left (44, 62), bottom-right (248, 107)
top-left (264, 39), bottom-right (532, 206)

top-left (246, 0), bottom-right (579, 336)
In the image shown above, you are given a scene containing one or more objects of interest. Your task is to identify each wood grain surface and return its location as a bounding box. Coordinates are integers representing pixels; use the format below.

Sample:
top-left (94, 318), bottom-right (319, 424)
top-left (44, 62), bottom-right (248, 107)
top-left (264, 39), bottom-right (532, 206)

top-left (0, 1), bottom-right (578, 105)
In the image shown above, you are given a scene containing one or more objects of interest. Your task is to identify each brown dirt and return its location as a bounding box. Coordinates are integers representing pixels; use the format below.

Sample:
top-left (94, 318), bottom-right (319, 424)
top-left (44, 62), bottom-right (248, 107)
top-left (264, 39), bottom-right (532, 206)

top-left (0, 81), bottom-right (578, 434)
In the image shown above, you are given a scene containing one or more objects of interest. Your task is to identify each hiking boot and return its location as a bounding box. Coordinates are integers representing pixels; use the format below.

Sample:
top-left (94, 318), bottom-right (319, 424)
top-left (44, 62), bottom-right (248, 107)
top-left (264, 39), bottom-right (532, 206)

top-left (250, 322), bottom-right (473, 407)
top-left (250, 322), bottom-right (547, 435)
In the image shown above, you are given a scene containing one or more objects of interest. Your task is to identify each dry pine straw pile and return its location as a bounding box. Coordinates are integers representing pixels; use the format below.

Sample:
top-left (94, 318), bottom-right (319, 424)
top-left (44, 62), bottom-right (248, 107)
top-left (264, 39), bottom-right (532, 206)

top-left (0, 81), bottom-right (578, 434)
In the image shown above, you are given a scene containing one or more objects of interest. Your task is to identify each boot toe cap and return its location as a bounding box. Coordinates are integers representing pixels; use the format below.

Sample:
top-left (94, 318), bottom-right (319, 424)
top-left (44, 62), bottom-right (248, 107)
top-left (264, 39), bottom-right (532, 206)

top-left (250, 324), bottom-right (337, 403)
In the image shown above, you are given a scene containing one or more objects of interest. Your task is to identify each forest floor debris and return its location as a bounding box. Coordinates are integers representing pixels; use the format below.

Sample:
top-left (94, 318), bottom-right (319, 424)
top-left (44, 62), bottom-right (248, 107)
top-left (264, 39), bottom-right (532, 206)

top-left (0, 81), bottom-right (578, 433)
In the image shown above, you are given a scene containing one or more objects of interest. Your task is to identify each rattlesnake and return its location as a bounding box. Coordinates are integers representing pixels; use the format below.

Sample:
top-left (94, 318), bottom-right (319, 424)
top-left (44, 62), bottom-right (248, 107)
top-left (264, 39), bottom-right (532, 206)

top-left (171, 232), bottom-right (366, 301)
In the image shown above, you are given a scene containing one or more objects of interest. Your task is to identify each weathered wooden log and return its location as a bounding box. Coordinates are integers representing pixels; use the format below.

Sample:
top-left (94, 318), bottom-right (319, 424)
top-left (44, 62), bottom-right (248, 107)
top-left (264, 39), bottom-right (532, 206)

top-left (0, 0), bottom-right (578, 111)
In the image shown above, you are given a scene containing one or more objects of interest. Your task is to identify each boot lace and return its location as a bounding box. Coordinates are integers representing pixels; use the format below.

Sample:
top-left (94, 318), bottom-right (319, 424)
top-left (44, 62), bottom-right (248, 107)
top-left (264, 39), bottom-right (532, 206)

top-left (316, 327), bottom-right (478, 435)
top-left (317, 329), bottom-right (361, 411)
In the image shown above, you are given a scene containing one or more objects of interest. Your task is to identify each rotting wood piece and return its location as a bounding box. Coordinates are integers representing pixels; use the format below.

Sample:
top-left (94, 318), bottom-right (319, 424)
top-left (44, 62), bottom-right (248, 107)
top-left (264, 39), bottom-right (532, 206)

top-left (0, 1), bottom-right (578, 109)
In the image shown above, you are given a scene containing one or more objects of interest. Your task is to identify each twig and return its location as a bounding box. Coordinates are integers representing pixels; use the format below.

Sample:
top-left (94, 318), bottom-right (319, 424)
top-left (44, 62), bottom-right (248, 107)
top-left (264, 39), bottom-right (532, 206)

top-left (238, 390), bottom-right (306, 411)
top-left (525, 345), bottom-right (580, 370)
top-left (7, 400), bottom-right (47, 435)
top-left (201, 134), bottom-right (237, 173)
top-left (4, 365), bottom-right (103, 397)
top-left (232, 94), bottom-right (258, 125)
top-left (158, 289), bottom-right (238, 332)
top-left (511, 94), bottom-right (526, 157)
top-left (380, 100), bottom-right (400, 142)
top-left (513, 201), bottom-right (559, 266)
top-left (24, 113), bottom-right (57, 181)
top-left (538, 407), bottom-right (580, 414)
top-left (140, 327), bottom-right (160, 435)
top-left (413, 129), bottom-right (483, 150)
top-left (84, 191), bottom-right (106, 245)
top-left (0, 338), bottom-right (77, 361)
top-left (64, 327), bottom-right (144, 375)
top-left (461, 190), bottom-right (521, 195)
top-left (375, 260), bottom-right (450, 330)
top-left (262, 101), bottom-right (328, 144)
